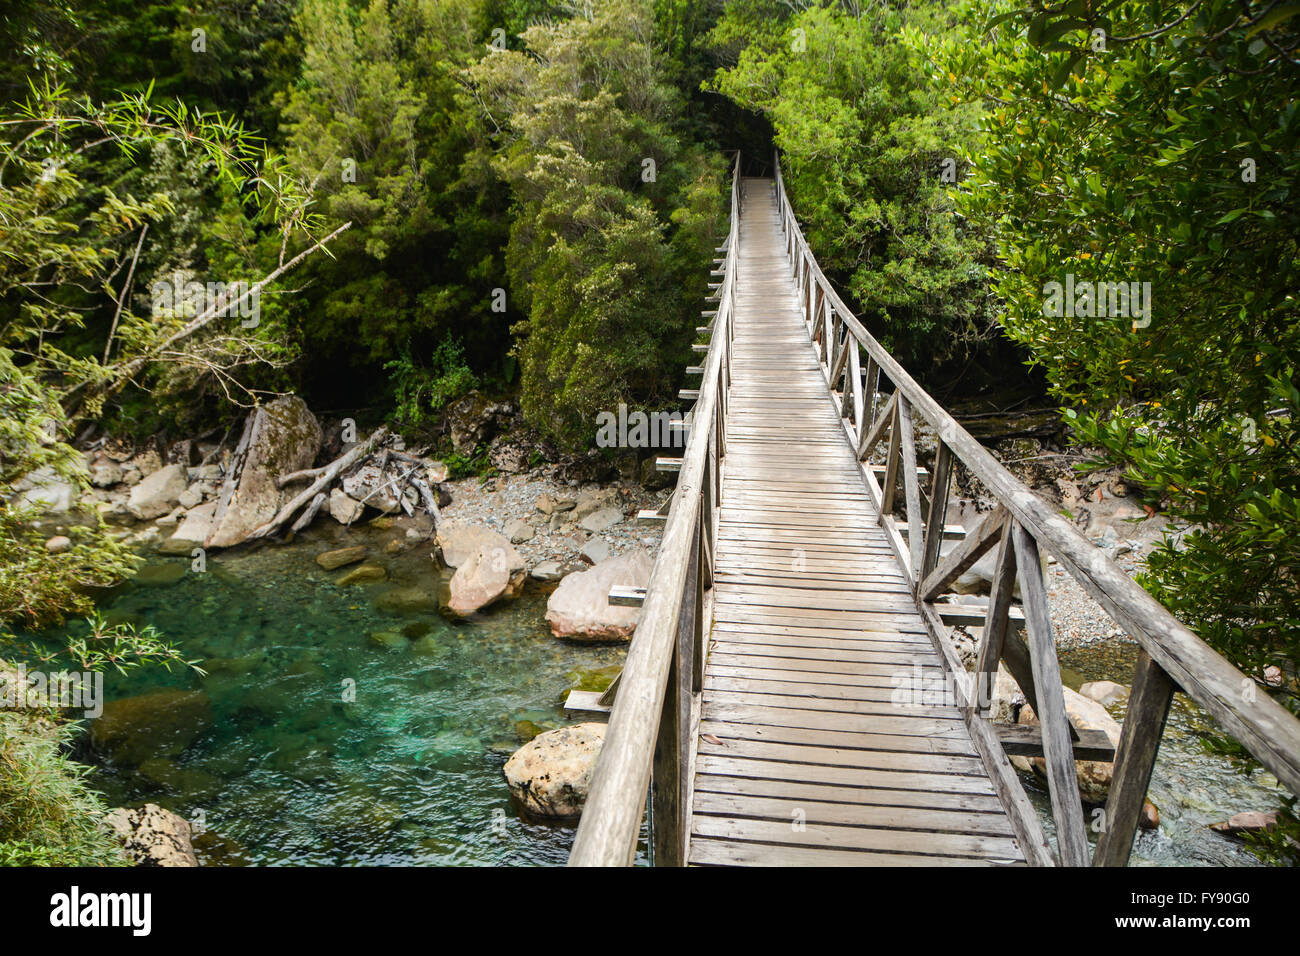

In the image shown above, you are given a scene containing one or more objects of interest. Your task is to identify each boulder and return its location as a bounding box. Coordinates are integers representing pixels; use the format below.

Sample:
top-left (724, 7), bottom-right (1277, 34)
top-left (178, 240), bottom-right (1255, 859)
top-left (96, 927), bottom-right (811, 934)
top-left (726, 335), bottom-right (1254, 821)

top-left (580, 538), bottom-right (612, 565)
top-left (530, 560), bottom-right (564, 582)
top-left (445, 391), bottom-right (513, 454)
top-left (205, 396), bottom-right (322, 549)
top-left (1210, 810), bottom-right (1277, 836)
top-left (1079, 680), bottom-right (1129, 709)
top-left (445, 542), bottom-right (521, 617)
top-left (12, 468), bottom-right (80, 514)
top-left (341, 462), bottom-right (417, 514)
top-left (640, 456), bottom-right (672, 490)
top-left (328, 488), bottom-right (364, 524)
top-left (1019, 685), bottom-right (1123, 803)
top-left (103, 804), bottom-right (198, 867)
top-left (571, 488), bottom-right (618, 522)
top-left (316, 546), bottom-right (367, 571)
top-left (177, 484), bottom-right (204, 509)
top-left (505, 517), bottom-right (534, 544)
top-left (45, 535), bottom-right (73, 554)
top-left (159, 500), bottom-right (217, 555)
top-left (89, 689), bottom-right (212, 767)
top-left (89, 457), bottom-right (124, 488)
top-left (546, 549), bottom-right (653, 642)
top-left (988, 663), bottom-right (1025, 725)
top-left (503, 723), bottom-right (605, 821)
top-left (535, 492), bottom-right (575, 515)
top-left (579, 506), bottom-right (623, 533)
top-left (435, 522), bottom-right (524, 573)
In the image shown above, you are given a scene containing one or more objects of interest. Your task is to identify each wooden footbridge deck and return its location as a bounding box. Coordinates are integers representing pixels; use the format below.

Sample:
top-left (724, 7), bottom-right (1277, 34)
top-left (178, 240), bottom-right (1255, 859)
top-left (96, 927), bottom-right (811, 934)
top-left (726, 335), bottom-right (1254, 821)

top-left (567, 156), bottom-right (1300, 867)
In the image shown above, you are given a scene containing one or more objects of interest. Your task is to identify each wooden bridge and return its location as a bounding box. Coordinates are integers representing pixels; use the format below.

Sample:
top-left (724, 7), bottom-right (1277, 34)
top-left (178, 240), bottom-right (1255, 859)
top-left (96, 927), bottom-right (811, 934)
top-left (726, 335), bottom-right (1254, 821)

top-left (567, 155), bottom-right (1300, 867)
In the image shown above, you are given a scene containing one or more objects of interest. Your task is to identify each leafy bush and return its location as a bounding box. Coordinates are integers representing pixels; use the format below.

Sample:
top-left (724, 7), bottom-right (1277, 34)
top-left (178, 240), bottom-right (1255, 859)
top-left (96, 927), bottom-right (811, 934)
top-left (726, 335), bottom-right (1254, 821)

top-left (0, 709), bottom-right (125, 867)
top-left (385, 338), bottom-right (480, 430)
top-left (466, 0), bottom-right (726, 446)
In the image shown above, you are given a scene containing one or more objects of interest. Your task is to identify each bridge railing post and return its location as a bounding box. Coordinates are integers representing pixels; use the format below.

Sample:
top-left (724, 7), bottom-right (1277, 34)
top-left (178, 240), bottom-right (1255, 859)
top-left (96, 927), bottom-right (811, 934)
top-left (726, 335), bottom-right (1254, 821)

top-left (1093, 651), bottom-right (1175, 866)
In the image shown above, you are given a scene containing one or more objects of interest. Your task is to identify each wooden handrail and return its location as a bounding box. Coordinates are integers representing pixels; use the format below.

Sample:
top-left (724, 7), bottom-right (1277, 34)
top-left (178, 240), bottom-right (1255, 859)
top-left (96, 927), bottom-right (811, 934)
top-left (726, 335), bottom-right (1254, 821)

top-left (568, 154), bottom-right (741, 866)
top-left (772, 154), bottom-right (1300, 857)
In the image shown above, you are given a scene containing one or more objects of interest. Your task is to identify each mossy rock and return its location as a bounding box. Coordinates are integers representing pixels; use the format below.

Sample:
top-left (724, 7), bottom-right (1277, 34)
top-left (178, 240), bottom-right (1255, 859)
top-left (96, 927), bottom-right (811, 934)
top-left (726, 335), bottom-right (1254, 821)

top-left (368, 630), bottom-right (408, 651)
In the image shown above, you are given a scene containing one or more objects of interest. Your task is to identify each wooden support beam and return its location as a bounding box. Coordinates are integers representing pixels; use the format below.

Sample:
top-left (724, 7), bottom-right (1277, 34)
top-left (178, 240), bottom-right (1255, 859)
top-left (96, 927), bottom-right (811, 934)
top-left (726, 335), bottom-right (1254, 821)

top-left (898, 398), bottom-right (924, 576)
top-left (564, 690), bottom-right (612, 718)
top-left (938, 603), bottom-right (1025, 629)
top-left (1013, 524), bottom-right (1090, 867)
top-left (974, 520), bottom-right (1019, 716)
top-left (1093, 650), bottom-right (1175, 866)
top-left (920, 505), bottom-right (1007, 601)
top-left (857, 391), bottom-right (897, 462)
top-left (921, 442), bottom-right (954, 581)
top-left (609, 585), bottom-right (647, 607)
top-left (996, 724), bottom-right (1115, 762)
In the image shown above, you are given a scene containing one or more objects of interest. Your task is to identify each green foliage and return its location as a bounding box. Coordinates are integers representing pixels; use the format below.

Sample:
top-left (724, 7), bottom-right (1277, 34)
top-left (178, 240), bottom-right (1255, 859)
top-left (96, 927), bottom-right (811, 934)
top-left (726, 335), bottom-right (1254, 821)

top-left (277, 0), bottom-right (511, 400)
top-left (0, 709), bottom-right (125, 867)
top-left (929, 0), bottom-right (1300, 860)
top-left (932, 0), bottom-right (1300, 687)
top-left (385, 337), bottom-right (480, 429)
top-left (707, 0), bottom-right (996, 367)
top-left (468, 0), bottom-right (725, 445)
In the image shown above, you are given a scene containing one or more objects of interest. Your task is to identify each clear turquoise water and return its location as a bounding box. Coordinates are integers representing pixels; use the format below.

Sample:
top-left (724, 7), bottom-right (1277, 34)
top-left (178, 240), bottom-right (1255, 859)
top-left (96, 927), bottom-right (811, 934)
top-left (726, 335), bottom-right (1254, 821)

top-left (70, 523), bottom-right (629, 866)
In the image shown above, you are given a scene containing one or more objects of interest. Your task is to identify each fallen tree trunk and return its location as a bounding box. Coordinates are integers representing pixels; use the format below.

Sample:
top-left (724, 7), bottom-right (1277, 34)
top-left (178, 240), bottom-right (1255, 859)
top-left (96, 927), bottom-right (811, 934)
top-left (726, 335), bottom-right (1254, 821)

top-left (246, 426), bottom-right (387, 540)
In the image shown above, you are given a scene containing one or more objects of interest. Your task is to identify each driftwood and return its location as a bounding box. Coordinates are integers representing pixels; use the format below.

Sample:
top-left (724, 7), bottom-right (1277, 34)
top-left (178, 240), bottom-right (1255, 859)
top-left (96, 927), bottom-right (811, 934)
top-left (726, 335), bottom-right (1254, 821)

top-left (291, 492), bottom-right (327, 533)
top-left (247, 427), bottom-right (388, 539)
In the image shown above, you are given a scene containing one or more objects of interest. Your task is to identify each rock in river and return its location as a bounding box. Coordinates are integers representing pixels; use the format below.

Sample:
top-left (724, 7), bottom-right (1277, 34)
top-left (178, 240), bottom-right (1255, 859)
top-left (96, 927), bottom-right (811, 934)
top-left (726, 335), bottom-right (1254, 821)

top-left (445, 542), bottom-right (520, 618)
top-left (435, 522), bottom-right (524, 573)
top-left (89, 689), bottom-right (212, 767)
top-left (503, 723), bottom-right (605, 821)
top-left (103, 804), bottom-right (198, 866)
top-left (317, 545), bottom-right (367, 571)
top-left (546, 549), bottom-right (653, 642)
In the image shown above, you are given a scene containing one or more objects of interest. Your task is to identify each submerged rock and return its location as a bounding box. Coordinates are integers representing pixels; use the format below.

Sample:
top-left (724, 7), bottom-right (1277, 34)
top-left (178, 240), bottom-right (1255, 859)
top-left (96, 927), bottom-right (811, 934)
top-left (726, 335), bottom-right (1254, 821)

top-left (503, 723), bottom-right (605, 821)
top-left (1079, 680), bottom-right (1129, 709)
top-left (337, 562), bottom-right (386, 586)
top-left (103, 804), bottom-right (198, 867)
top-left (90, 689), bottom-right (212, 767)
top-left (317, 545), bottom-right (367, 571)
top-left (546, 550), bottom-right (652, 642)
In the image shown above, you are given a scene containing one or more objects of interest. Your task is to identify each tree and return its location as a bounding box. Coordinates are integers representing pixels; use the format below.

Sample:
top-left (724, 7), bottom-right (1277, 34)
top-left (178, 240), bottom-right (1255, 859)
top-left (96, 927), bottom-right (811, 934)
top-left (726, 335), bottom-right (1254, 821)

top-left (276, 0), bottom-right (512, 407)
top-left (467, 0), bottom-right (725, 444)
top-left (707, 0), bottom-right (997, 369)
top-left (928, 0), bottom-right (1300, 861)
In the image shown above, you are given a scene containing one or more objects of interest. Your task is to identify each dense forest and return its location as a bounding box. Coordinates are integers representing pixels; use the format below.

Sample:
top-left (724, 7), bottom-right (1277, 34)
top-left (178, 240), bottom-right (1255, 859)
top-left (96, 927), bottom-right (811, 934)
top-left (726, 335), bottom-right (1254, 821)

top-left (1, 0), bottom-right (1298, 867)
